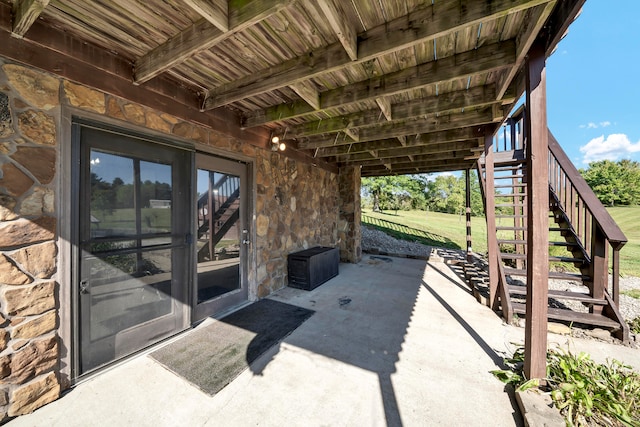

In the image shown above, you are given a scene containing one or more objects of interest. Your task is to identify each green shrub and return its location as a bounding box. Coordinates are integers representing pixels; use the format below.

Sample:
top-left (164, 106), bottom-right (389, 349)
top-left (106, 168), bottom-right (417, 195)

top-left (492, 346), bottom-right (640, 426)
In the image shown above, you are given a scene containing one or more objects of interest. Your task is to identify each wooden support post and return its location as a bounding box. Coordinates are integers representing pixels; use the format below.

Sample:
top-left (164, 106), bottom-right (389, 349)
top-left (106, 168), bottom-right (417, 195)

top-left (524, 40), bottom-right (549, 381)
top-left (465, 169), bottom-right (473, 263)
top-left (612, 246), bottom-right (620, 306)
top-left (590, 223), bottom-right (607, 315)
top-left (484, 132), bottom-right (499, 309)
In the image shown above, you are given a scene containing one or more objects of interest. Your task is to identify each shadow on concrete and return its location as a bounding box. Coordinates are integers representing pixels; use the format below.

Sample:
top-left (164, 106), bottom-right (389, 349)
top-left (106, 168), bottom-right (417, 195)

top-left (362, 214), bottom-right (460, 249)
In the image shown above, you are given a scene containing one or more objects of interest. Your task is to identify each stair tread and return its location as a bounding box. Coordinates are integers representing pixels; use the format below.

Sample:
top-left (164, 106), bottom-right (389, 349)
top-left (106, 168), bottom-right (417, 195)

top-left (511, 303), bottom-right (620, 328)
top-left (508, 286), bottom-right (606, 304)
top-left (495, 184), bottom-right (527, 188)
top-left (495, 175), bottom-right (524, 179)
top-left (499, 253), bottom-right (585, 263)
top-left (496, 226), bottom-right (527, 231)
top-left (504, 267), bottom-right (590, 281)
top-left (496, 239), bottom-right (579, 247)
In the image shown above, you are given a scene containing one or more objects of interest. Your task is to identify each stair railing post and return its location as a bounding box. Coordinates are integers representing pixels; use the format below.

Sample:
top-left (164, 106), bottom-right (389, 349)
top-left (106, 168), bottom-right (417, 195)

top-left (590, 223), bottom-right (608, 315)
top-left (524, 39), bottom-right (549, 382)
top-left (483, 130), bottom-right (499, 309)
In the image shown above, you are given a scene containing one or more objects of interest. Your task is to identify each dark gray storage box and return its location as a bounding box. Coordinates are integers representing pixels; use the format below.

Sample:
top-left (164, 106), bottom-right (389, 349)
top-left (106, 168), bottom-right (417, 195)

top-left (287, 246), bottom-right (339, 290)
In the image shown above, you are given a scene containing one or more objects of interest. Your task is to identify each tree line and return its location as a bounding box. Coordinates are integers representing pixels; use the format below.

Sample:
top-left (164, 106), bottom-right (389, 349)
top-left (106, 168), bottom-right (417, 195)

top-left (361, 159), bottom-right (640, 215)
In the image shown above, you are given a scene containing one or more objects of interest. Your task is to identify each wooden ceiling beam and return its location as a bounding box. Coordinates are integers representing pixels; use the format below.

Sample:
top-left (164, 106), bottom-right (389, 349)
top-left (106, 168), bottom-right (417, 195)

top-left (336, 140), bottom-right (482, 162)
top-left (298, 108), bottom-right (496, 149)
top-left (362, 161), bottom-right (474, 176)
top-left (291, 81), bottom-right (320, 110)
top-left (243, 40), bottom-right (515, 127)
top-left (205, 0), bottom-right (549, 110)
top-left (286, 84), bottom-right (507, 137)
top-left (11, 0), bottom-right (49, 37)
top-left (134, 0), bottom-right (294, 84)
top-left (184, 0), bottom-right (229, 32)
top-left (496, 1), bottom-right (556, 100)
top-left (343, 150), bottom-right (474, 167)
top-left (316, 127), bottom-right (484, 157)
top-left (316, 0), bottom-right (357, 61)
top-left (376, 97), bottom-right (393, 121)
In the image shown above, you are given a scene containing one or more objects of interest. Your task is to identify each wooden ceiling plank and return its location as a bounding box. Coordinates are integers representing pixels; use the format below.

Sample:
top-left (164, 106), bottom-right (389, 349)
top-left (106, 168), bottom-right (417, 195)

top-left (206, 0), bottom-right (550, 110)
top-left (496, 1), bottom-right (557, 100)
top-left (12, 0), bottom-right (50, 37)
top-left (376, 97), bottom-right (393, 121)
top-left (135, 0), bottom-right (295, 84)
top-left (291, 81), bottom-right (320, 109)
top-left (316, 0), bottom-right (357, 61)
top-left (298, 108), bottom-right (496, 149)
top-left (243, 40), bottom-right (515, 126)
top-left (184, 0), bottom-right (229, 32)
top-left (286, 84), bottom-right (507, 137)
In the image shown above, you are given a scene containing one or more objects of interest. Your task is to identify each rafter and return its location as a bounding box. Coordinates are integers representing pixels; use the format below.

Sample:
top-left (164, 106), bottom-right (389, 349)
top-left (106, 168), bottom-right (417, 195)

top-left (184, 0), bottom-right (229, 32)
top-left (204, 0), bottom-right (550, 110)
top-left (298, 108), bottom-right (497, 149)
top-left (316, 0), bottom-right (357, 61)
top-left (12, 0), bottom-right (50, 37)
top-left (315, 127), bottom-right (484, 157)
top-left (134, 0), bottom-right (294, 83)
top-left (376, 97), bottom-right (392, 121)
top-left (285, 84), bottom-right (510, 137)
top-left (243, 40), bottom-right (515, 127)
top-left (496, 1), bottom-right (557, 99)
top-left (291, 81), bottom-right (320, 110)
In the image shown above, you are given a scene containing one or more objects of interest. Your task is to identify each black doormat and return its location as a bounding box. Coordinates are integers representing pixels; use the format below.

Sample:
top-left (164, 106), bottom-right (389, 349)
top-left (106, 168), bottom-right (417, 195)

top-left (150, 299), bottom-right (314, 396)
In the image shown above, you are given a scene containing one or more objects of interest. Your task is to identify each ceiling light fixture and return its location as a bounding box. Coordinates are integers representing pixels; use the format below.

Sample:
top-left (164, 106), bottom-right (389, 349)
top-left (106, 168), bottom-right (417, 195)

top-left (270, 131), bottom-right (286, 151)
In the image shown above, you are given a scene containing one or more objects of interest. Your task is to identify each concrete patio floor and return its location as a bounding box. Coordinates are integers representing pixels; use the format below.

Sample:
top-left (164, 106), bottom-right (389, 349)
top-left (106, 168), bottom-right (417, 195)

top-left (8, 253), bottom-right (640, 426)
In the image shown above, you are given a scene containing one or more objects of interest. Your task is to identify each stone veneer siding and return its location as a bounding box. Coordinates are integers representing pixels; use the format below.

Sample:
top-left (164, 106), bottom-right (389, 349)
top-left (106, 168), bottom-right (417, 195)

top-left (338, 166), bottom-right (362, 263)
top-left (0, 58), bottom-right (341, 419)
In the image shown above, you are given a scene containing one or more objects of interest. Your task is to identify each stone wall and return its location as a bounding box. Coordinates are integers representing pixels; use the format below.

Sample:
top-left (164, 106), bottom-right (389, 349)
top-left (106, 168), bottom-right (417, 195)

top-left (0, 57), bottom-right (340, 419)
top-left (338, 166), bottom-right (362, 263)
top-left (0, 62), bottom-right (61, 419)
top-left (255, 153), bottom-right (339, 297)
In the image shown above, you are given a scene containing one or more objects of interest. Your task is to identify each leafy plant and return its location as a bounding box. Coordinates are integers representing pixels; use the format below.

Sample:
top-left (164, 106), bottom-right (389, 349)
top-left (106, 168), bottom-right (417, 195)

top-left (492, 346), bottom-right (640, 426)
top-left (629, 317), bottom-right (640, 335)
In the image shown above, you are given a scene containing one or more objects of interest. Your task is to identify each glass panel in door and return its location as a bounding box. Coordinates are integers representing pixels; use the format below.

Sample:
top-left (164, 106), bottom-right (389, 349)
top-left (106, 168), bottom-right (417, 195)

top-left (193, 155), bottom-right (247, 320)
top-left (75, 125), bottom-right (189, 376)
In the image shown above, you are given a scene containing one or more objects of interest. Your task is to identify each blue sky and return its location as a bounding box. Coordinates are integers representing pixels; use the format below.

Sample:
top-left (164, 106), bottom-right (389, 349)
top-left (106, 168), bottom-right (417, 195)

top-left (547, 1), bottom-right (640, 167)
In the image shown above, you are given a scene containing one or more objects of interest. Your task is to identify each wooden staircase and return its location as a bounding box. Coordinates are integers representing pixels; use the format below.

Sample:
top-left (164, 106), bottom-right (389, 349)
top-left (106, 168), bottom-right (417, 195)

top-left (197, 173), bottom-right (240, 262)
top-left (475, 108), bottom-right (629, 342)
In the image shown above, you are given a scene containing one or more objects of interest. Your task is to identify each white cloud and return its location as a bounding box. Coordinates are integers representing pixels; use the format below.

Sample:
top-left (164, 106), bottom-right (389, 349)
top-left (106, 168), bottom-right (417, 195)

top-left (580, 134), bottom-right (640, 164)
top-left (579, 121), bottom-right (612, 130)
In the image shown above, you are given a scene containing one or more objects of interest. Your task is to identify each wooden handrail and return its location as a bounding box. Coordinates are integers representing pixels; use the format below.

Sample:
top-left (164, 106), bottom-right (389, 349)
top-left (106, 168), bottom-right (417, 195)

top-left (547, 131), bottom-right (627, 246)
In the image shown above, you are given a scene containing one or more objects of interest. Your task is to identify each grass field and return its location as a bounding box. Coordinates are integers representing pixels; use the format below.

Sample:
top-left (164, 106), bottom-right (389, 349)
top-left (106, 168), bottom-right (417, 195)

top-left (362, 205), bottom-right (640, 277)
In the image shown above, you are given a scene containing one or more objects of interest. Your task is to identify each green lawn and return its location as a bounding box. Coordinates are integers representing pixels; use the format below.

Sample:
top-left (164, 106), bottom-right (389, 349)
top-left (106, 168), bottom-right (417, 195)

top-left (362, 205), bottom-right (640, 277)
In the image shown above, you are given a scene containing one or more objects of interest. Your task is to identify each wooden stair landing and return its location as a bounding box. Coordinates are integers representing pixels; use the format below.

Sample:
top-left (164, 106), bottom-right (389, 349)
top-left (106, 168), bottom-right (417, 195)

top-left (511, 303), bottom-right (620, 329)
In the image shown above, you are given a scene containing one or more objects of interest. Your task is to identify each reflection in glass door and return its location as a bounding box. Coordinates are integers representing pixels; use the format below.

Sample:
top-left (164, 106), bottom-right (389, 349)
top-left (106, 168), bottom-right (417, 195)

top-left (74, 124), bottom-right (190, 376)
top-left (193, 155), bottom-right (247, 321)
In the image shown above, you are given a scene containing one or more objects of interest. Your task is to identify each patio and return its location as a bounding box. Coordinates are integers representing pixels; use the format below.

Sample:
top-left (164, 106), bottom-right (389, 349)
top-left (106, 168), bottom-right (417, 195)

top-left (7, 252), bottom-right (639, 426)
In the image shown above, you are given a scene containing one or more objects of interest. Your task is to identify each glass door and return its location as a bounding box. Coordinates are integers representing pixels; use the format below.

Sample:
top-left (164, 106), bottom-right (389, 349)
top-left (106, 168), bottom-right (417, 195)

top-left (193, 154), bottom-right (248, 321)
top-left (74, 124), bottom-right (190, 376)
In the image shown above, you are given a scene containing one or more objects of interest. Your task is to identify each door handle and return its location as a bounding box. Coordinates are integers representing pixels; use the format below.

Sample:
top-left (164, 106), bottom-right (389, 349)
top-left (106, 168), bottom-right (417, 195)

top-left (80, 280), bottom-right (90, 295)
